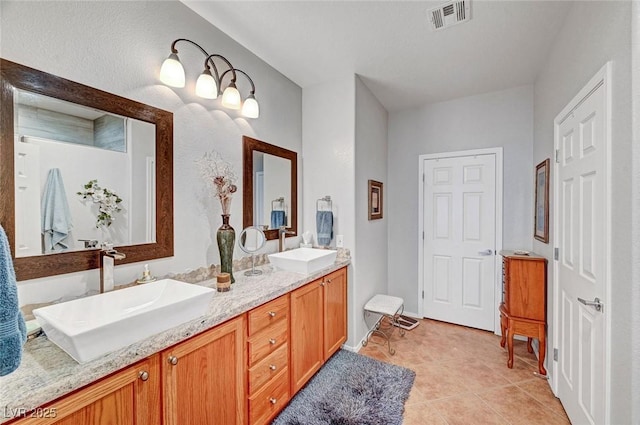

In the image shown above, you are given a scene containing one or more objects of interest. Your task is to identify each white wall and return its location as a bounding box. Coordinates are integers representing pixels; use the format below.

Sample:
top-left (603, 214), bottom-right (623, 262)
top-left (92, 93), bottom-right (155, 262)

top-left (302, 76), bottom-right (357, 345)
top-left (354, 76), bottom-right (388, 348)
top-left (532, 2), bottom-right (632, 422)
top-left (632, 4), bottom-right (640, 422)
top-left (387, 85), bottom-right (534, 314)
top-left (1, 1), bottom-right (302, 305)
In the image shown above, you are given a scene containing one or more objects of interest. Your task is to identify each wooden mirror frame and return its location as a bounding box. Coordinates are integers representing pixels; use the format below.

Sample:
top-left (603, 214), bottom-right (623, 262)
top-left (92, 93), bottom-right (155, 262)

top-left (242, 136), bottom-right (297, 241)
top-left (0, 59), bottom-right (174, 281)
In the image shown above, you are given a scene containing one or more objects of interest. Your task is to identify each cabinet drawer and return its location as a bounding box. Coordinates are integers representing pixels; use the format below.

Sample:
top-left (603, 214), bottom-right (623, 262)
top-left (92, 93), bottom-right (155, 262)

top-left (248, 318), bottom-right (288, 365)
top-left (249, 368), bottom-right (290, 425)
top-left (249, 343), bottom-right (289, 394)
top-left (248, 295), bottom-right (289, 336)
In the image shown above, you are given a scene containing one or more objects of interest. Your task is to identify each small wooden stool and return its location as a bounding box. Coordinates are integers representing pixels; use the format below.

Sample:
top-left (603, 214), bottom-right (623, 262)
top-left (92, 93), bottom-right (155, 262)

top-left (362, 294), bottom-right (405, 355)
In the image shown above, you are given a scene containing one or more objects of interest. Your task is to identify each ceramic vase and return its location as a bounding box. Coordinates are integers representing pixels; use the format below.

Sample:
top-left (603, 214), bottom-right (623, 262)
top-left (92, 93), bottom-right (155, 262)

top-left (217, 214), bottom-right (235, 283)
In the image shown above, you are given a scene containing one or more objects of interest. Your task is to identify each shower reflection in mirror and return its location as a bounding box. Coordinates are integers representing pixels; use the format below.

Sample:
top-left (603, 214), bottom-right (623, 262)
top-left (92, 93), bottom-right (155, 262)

top-left (13, 88), bottom-right (156, 257)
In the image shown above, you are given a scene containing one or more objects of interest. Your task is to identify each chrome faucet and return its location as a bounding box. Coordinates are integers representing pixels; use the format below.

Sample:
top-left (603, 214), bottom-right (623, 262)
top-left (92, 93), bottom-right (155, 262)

top-left (100, 244), bottom-right (126, 293)
top-left (278, 226), bottom-right (295, 252)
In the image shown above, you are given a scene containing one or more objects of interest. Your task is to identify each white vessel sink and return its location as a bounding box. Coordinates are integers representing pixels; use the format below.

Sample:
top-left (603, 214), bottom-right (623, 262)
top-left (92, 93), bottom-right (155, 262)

top-left (268, 248), bottom-right (337, 275)
top-left (33, 279), bottom-right (214, 363)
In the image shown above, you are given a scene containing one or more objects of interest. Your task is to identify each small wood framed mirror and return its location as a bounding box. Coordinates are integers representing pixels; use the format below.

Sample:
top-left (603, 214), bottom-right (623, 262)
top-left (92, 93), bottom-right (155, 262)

top-left (242, 136), bottom-right (297, 241)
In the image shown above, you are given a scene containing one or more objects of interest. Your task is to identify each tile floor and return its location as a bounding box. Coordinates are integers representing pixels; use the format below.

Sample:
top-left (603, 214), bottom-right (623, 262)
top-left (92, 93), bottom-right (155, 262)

top-left (359, 318), bottom-right (571, 425)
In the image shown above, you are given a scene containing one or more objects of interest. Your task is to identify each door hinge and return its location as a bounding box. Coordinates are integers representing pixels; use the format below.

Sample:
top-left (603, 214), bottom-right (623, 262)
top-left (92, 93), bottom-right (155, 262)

top-left (422, 290), bottom-right (424, 299)
top-left (555, 149), bottom-right (560, 163)
top-left (422, 231), bottom-right (424, 240)
top-left (422, 173), bottom-right (425, 182)
top-left (554, 247), bottom-right (559, 261)
top-left (553, 348), bottom-right (558, 361)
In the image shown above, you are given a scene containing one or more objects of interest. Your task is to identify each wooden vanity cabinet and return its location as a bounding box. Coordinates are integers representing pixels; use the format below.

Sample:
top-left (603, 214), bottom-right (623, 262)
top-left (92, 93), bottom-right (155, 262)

top-left (10, 355), bottom-right (160, 425)
top-left (162, 315), bottom-right (247, 425)
top-left (323, 267), bottom-right (347, 360)
top-left (9, 267), bottom-right (348, 425)
top-left (247, 294), bottom-right (291, 425)
top-left (290, 266), bottom-right (347, 393)
top-left (499, 251), bottom-right (547, 375)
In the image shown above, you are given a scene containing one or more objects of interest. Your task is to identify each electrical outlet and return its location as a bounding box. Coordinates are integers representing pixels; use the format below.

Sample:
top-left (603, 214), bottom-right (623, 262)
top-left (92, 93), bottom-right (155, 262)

top-left (336, 235), bottom-right (344, 248)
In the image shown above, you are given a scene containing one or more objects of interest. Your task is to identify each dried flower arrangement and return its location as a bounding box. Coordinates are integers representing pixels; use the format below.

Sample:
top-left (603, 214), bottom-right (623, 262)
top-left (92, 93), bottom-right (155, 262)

top-left (196, 150), bottom-right (238, 215)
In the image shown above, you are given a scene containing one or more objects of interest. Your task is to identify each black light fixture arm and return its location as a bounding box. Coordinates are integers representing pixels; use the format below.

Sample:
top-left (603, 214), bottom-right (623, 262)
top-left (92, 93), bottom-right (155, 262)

top-left (204, 54), bottom-right (237, 91)
top-left (220, 68), bottom-right (255, 95)
top-left (170, 38), bottom-right (237, 86)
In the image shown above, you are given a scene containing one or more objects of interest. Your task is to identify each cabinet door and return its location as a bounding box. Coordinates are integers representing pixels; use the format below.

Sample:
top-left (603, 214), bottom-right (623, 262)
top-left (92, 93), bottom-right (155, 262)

top-left (163, 315), bottom-right (246, 425)
top-left (290, 279), bottom-right (324, 393)
top-left (323, 267), bottom-right (347, 360)
top-left (12, 356), bottom-right (160, 425)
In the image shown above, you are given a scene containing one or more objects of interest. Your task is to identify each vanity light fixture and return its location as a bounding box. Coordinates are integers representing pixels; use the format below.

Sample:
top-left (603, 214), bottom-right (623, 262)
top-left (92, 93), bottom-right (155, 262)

top-left (159, 38), bottom-right (260, 118)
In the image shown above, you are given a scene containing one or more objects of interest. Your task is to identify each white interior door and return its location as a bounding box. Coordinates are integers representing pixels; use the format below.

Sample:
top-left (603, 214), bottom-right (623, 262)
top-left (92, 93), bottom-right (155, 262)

top-left (422, 154), bottom-right (496, 331)
top-left (556, 72), bottom-right (608, 425)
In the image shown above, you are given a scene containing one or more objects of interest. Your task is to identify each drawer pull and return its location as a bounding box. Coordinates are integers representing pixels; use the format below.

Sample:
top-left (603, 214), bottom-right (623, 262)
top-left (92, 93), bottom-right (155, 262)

top-left (325, 278), bottom-right (332, 283)
top-left (168, 356), bottom-right (178, 365)
top-left (320, 281), bottom-right (326, 287)
top-left (269, 338), bottom-right (277, 345)
top-left (268, 311), bottom-right (277, 317)
top-left (269, 398), bottom-right (277, 405)
top-left (269, 364), bottom-right (277, 371)
top-left (138, 371), bottom-right (149, 381)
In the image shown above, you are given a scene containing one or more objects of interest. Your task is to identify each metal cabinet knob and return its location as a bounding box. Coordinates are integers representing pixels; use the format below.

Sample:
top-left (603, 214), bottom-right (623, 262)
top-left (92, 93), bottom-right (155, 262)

top-left (168, 356), bottom-right (178, 365)
top-left (138, 371), bottom-right (149, 381)
top-left (326, 278), bottom-right (332, 283)
top-left (268, 311), bottom-right (276, 317)
top-left (269, 398), bottom-right (277, 405)
top-left (320, 281), bottom-right (326, 287)
top-left (269, 338), bottom-right (276, 345)
top-left (269, 364), bottom-right (277, 371)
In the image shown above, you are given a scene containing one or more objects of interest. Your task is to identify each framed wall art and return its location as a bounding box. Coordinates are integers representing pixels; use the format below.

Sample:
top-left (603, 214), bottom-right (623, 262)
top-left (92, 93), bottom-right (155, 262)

top-left (368, 180), bottom-right (383, 220)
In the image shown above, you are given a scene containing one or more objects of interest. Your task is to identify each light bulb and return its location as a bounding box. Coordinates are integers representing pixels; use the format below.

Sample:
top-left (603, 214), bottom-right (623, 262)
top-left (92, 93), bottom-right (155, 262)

top-left (195, 69), bottom-right (218, 99)
top-left (241, 94), bottom-right (259, 118)
top-left (159, 53), bottom-right (185, 88)
top-left (221, 82), bottom-right (241, 110)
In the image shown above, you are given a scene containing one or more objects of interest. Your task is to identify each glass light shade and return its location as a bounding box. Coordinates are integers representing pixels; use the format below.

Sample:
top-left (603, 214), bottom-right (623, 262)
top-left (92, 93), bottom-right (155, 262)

top-left (241, 95), bottom-right (259, 119)
top-left (221, 83), bottom-right (241, 110)
top-left (159, 53), bottom-right (185, 88)
top-left (195, 70), bottom-right (218, 99)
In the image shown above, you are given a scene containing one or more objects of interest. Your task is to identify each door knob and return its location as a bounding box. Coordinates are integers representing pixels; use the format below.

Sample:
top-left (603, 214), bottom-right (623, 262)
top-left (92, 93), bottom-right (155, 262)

top-left (138, 371), bottom-right (149, 381)
top-left (577, 297), bottom-right (603, 312)
top-left (478, 249), bottom-right (493, 256)
top-left (168, 355), bottom-right (178, 365)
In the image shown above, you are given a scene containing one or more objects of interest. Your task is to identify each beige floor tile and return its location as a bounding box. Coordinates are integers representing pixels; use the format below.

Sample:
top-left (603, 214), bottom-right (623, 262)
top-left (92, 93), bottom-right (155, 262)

top-left (431, 394), bottom-right (510, 425)
top-left (402, 402), bottom-right (448, 425)
top-left (359, 318), bottom-right (571, 425)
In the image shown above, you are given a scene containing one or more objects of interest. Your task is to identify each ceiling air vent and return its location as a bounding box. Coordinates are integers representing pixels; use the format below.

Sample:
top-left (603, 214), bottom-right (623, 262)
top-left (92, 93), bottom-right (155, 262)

top-left (428, 0), bottom-right (471, 31)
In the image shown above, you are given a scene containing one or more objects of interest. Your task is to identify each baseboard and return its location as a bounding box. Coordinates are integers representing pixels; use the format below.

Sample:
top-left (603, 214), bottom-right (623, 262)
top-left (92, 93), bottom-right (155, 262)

top-left (341, 341), bottom-right (362, 353)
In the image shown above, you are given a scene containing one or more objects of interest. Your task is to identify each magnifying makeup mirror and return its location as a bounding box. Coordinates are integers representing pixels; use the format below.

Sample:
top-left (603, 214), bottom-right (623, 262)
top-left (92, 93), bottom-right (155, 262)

top-left (238, 226), bottom-right (266, 276)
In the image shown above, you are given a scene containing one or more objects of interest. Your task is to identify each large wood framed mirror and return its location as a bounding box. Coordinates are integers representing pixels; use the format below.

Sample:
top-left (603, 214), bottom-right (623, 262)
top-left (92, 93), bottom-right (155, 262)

top-left (0, 59), bottom-right (174, 281)
top-left (242, 136), bottom-right (297, 241)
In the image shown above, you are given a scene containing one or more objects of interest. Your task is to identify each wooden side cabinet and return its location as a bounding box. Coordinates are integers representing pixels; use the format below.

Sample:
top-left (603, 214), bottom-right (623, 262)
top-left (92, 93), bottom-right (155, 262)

top-left (10, 356), bottom-right (160, 425)
top-left (290, 266), bottom-right (347, 393)
top-left (162, 315), bottom-right (247, 425)
top-left (499, 251), bottom-right (547, 375)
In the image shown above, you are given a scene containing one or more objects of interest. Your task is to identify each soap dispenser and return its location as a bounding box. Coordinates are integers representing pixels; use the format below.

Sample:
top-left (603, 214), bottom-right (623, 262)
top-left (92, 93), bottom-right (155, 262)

top-left (136, 264), bottom-right (157, 284)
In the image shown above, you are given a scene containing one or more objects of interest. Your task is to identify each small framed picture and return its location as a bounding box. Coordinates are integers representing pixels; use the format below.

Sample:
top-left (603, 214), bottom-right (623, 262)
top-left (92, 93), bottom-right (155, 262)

top-left (534, 159), bottom-right (550, 243)
top-left (368, 180), bottom-right (383, 220)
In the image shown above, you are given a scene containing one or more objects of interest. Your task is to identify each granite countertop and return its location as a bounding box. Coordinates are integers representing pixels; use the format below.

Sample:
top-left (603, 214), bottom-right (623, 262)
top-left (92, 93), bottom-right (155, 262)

top-left (0, 259), bottom-right (350, 423)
